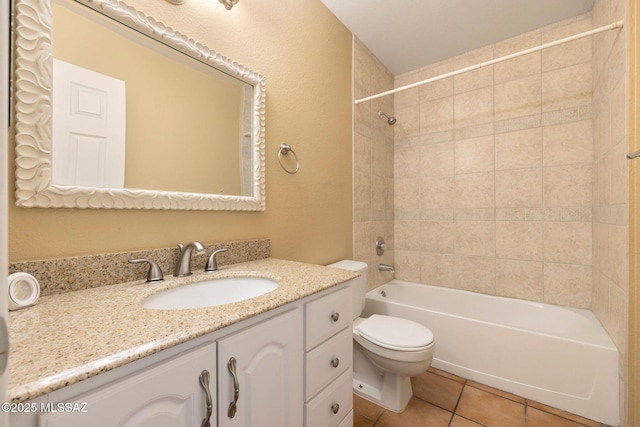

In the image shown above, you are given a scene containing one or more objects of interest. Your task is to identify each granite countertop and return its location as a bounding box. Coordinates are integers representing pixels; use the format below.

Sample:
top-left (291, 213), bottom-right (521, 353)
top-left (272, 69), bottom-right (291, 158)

top-left (8, 258), bottom-right (358, 403)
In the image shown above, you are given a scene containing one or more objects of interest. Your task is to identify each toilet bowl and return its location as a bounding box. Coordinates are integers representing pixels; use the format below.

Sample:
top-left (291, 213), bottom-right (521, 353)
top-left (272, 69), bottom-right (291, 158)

top-left (327, 260), bottom-right (435, 413)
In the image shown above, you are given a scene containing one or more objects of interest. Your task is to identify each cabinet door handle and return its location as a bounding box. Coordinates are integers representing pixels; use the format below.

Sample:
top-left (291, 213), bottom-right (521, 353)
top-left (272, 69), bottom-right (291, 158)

top-left (330, 358), bottom-right (340, 368)
top-left (228, 357), bottom-right (240, 418)
top-left (331, 403), bottom-right (340, 414)
top-left (199, 370), bottom-right (212, 427)
top-left (331, 312), bottom-right (340, 322)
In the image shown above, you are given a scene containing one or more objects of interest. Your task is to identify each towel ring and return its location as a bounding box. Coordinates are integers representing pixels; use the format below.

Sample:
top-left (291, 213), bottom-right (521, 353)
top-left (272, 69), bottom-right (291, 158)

top-left (278, 144), bottom-right (299, 174)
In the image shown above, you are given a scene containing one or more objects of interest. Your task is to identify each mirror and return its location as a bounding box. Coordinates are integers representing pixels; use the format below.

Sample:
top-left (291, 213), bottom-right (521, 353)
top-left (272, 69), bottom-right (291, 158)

top-left (14, 0), bottom-right (266, 210)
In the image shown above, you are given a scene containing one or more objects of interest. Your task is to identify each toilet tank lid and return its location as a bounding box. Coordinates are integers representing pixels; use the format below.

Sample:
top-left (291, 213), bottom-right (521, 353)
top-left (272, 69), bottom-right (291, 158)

top-left (327, 260), bottom-right (368, 273)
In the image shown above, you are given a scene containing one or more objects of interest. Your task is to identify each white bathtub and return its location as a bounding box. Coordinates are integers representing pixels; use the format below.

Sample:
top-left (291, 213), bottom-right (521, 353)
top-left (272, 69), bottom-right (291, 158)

top-left (363, 280), bottom-right (619, 426)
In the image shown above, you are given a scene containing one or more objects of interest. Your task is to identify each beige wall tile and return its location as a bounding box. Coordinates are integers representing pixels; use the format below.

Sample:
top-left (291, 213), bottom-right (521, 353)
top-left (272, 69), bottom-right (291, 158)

top-left (496, 259), bottom-right (544, 301)
top-left (421, 176), bottom-right (455, 209)
top-left (454, 255), bottom-right (496, 294)
top-left (455, 221), bottom-right (495, 257)
top-left (543, 165), bottom-right (592, 207)
top-left (543, 222), bottom-right (592, 265)
top-left (455, 136), bottom-right (495, 174)
top-left (542, 37), bottom-right (592, 72)
top-left (421, 220), bottom-right (456, 253)
top-left (542, 120), bottom-right (593, 166)
top-left (420, 142), bottom-right (454, 176)
top-left (419, 62), bottom-right (455, 102)
top-left (495, 168), bottom-right (543, 208)
top-left (543, 262), bottom-right (592, 307)
top-left (542, 62), bottom-right (592, 112)
top-left (455, 172), bottom-right (495, 209)
top-left (495, 75), bottom-right (542, 121)
top-left (395, 145), bottom-right (421, 178)
top-left (453, 47), bottom-right (494, 93)
top-left (496, 221), bottom-right (543, 261)
top-left (495, 128), bottom-right (543, 170)
top-left (421, 253), bottom-right (456, 287)
top-left (395, 250), bottom-right (422, 282)
top-left (421, 96), bottom-right (454, 134)
top-left (395, 177), bottom-right (420, 210)
top-left (454, 87), bottom-right (494, 128)
top-left (395, 105), bottom-right (420, 139)
top-left (396, 220), bottom-right (421, 251)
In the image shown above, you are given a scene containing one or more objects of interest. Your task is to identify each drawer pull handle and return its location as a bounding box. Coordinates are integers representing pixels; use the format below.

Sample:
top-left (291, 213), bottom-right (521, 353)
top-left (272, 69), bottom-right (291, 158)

top-left (228, 357), bottom-right (240, 418)
top-left (199, 370), bottom-right (212, 427)
top-left (331, 358), bottom-right (340, 368)
top-left (331, 312), bottom-right (340, 322)
top-left (331, 403), bottom-right (340, 414)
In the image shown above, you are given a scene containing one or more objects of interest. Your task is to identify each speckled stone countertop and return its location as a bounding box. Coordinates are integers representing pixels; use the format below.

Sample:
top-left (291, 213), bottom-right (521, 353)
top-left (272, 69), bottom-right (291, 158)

top-left (8, 258), bottom-right (358, 403)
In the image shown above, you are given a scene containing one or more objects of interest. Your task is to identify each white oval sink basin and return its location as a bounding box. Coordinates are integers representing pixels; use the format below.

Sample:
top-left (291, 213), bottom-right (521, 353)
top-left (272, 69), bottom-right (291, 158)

top-left (142, 277), bottom-right (279, 310)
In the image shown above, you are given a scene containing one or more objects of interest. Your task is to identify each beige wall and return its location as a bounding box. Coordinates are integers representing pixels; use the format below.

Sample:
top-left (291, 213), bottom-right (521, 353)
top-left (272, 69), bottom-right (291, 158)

top-left (390, 14), bottom-right (597, 308)
top-left (9, 0), bottom-right (354, 264)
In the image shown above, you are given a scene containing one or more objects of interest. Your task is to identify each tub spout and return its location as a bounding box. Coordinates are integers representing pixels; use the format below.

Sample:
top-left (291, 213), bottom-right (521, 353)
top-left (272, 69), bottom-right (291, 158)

top-left (378, 263), bottom-right (395, 272)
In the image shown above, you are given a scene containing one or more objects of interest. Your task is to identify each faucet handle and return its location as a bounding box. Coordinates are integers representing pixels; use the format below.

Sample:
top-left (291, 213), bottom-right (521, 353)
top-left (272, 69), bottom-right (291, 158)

top-left (129, 259), bottom-right (164, 283)
top-left (205, 248), bottom-right (229, 272)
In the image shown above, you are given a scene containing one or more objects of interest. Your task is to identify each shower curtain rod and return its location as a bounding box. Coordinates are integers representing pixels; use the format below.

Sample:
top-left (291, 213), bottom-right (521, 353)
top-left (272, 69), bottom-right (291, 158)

top-left (354, 20), bottom-right (624, 105)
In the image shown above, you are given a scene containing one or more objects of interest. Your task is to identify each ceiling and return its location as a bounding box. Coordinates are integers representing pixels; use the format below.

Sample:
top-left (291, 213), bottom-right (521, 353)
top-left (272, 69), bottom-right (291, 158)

top-left (320, 0), bottom-right (596, 75)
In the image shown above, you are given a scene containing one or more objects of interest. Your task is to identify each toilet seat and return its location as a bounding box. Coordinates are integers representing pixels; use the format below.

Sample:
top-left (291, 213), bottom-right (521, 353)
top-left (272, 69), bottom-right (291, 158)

top-left (356, 315), bottom-right (434, 351)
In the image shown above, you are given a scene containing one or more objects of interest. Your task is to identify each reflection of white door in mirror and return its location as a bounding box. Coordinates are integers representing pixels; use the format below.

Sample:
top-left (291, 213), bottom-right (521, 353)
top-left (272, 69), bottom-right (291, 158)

top-left (52, 59), bottom-right (126, 188)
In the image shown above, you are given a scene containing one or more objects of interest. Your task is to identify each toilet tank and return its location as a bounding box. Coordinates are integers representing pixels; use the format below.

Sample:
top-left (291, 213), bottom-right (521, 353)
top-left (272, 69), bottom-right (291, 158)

top-left (327, 260), bottom-right (368, 319)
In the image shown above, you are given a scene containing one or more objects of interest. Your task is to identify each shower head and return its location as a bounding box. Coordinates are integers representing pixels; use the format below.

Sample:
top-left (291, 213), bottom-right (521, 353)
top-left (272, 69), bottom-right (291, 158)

top-left (378, 111), bottom-right (397, 125)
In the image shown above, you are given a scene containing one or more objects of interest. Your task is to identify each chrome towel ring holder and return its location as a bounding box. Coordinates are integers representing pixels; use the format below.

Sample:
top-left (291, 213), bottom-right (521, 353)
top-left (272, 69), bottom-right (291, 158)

top-left (278, 144), bottom-right (299, 174)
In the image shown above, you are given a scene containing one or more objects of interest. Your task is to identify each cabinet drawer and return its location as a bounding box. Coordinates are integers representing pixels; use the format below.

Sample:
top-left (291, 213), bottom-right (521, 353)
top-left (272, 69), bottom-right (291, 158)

top-left (304, 370), bottom-right (353, 427)
top-left (305, 286), bottom-right (351, 351)
top-left (305, 326), bottom-right (352, 400)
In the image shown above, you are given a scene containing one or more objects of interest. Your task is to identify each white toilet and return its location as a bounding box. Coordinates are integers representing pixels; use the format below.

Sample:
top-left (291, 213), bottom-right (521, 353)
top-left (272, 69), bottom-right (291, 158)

top-left (328, 260), bottom-right (435, 412)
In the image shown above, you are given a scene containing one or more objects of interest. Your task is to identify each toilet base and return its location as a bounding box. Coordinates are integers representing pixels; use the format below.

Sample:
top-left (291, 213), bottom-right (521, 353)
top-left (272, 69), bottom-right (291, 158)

top-left (352, 372), bottom-right (413, 413)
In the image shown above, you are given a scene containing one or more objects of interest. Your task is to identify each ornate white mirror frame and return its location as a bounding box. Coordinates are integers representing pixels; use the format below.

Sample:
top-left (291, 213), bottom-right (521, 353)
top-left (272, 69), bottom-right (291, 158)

top-left (13, 0), bottom-right (266, 210)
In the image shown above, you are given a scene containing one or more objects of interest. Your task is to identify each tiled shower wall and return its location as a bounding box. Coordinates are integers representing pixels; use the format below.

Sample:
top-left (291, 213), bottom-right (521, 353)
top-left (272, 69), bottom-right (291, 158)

top-left (353, 37), bottom-right (395, 291)
top-left (391, 14), bottom-right (596, 308)
top-left (592, 0), bottom-right (629, 422)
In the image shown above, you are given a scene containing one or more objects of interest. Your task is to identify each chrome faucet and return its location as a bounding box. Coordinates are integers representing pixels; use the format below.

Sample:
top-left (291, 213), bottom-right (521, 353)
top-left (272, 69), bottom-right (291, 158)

top-left (174, 241), bottom-right (205, 277)
top-left (378, 263), bottom-right (395, 273)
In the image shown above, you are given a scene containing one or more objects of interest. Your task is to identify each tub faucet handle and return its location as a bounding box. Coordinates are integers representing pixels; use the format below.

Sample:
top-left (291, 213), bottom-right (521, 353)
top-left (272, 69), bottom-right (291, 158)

top-left (129, 259), bottom-right (164, 283)
top-left (205, 248), bottom-right (229, 272)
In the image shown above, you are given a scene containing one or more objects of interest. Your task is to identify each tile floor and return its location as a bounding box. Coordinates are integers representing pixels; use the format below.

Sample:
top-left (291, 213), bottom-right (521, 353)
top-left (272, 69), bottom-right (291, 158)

top-left (353, 368), bottom-right (614, 427)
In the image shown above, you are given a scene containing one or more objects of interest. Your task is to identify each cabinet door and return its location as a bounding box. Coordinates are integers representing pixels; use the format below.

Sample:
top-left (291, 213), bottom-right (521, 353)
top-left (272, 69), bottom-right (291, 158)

top-left (39, 342), bottom-right (216, 427)
top-left (218, 308), bottom-right (303, 427)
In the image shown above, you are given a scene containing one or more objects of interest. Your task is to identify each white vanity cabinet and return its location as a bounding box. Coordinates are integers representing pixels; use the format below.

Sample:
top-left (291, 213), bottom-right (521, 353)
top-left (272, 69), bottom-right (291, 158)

top-left (9, 281), bottom-right (354, 427)
top-left (217, 308), bottom-right (303, 427)
top-left (33, 342), bottom-right (216, 427)
top-left (304, 286), bottom-right (354, 427)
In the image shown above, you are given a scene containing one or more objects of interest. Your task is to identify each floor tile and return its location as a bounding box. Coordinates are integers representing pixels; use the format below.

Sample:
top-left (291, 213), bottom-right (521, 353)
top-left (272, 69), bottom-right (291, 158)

top-left (354, 412), bottom-right (376, 427)
top-left (354, 394), bottom-right (385, 421)
top-left (528, 400), bottom-right (602, 427)
top-left (449, 415), bottom-right (485, 426)
top-left (411, 370), bottom-right (464, 411)
top-left (526, 407), bottom-right (594, 427)
top-left (466, 380), bottom-right (526, 404)
top-left (376, 396), bottom-right (452, 427)
top-left (456, 385), bottom-right (525, 427)
top-left (427, 367), bottom-right (466, 383)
